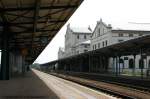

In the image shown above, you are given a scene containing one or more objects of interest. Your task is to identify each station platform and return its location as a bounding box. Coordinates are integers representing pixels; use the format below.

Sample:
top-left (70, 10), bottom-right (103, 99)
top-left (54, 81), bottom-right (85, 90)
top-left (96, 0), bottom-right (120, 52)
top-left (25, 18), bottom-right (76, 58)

top-left (0, 70), bottom-right (59, 99)
top-left (0, 69), bottom-right (116, 99)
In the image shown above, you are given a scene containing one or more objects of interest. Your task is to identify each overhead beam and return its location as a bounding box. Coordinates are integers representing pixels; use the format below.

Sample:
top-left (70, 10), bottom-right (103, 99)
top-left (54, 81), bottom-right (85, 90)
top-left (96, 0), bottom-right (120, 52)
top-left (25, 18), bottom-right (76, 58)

top-left (11, 28), bottom-right (59, 34)
top-left (38, 8), bottom-right (68, 19)
top-left (30, 0), bottom-right (41, 59)
top-left (33, 0), bottom-right (41, 33)
top-left (10, 11), bottom-right (31, 22)
top-left (2, 5), bottom-right (78, 11)
top-left (12, 35), bottom-right (49, 39)
top-left (0, 19), bottom-right (66, 25)
top-left (5, 12), bottom-right (32, 19)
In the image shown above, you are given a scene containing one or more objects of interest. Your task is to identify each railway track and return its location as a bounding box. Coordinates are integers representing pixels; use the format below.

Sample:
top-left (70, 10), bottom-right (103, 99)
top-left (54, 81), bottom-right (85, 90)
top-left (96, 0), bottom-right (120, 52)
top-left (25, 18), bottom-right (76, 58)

top-left (50, 72), bottom-right (150, 99)
top-left (69, 72), bottom-right (150, 92)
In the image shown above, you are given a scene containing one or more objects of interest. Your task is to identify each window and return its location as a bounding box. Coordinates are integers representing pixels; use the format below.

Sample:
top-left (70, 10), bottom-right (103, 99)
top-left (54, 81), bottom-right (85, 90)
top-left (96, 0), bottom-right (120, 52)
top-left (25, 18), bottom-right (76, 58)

top-left (84, 50), bottom-right (88, 52)
top-left (124, 57), bottom-right (128, 60)
top-left (93, 45), bottom-right (94, 50)
top-left (98, 43), bottom-right (100, 48)
top-left (139, 33), bottom-right (143, 36)
top-left (105, 40), bottom-right (107, 46)
top-left (98, 28), bottom-right (100, 36)
top-left (139, 59), bottom-right (144, 69)
top-left (119, 59), bottom-right (124, 68)
top-left (84, 45), bottom-right (88, 48)
top-left (103, 28), bottom-right (105, 33)
top-left (118, 39), bottom-right (124, 43)
top-left (95, 44), bottom-right (97, 49)
top-left (129, 33), bottom-right (133, 37)
top-left (77, 35), bottom-right (79, 39)
top-left (84, 35), bottom-right (87, 39)
top-left (119, 59), bottom-right (124, 63)
top-left (102, 41), bottom-right (104, 47)
top-left (129, 59), bottom-right (134, 69)
top-left (119, 33), bottom-right (123, 37)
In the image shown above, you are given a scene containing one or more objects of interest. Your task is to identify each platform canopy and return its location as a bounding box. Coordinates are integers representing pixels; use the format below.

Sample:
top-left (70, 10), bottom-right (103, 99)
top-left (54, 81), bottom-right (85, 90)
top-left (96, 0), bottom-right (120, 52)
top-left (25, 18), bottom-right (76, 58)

top-left (44, 34), bottom-right (150, 65)
top-left (96, 35), bottom-right (150, 56)
top-left (0, 0), bottom-right (83, 63)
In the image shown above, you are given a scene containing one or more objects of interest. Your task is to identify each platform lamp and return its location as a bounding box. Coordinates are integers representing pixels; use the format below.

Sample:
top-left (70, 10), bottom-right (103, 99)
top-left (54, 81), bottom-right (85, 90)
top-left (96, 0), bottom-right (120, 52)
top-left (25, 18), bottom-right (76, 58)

top-left (40, 36), bottom-right (48, 45)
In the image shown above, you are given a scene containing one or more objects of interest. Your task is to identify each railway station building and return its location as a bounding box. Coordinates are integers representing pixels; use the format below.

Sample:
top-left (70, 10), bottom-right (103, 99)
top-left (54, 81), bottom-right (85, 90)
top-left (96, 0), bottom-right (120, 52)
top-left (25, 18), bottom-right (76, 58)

top-left (91, 19), bottom-right (150, 75)
top-left (58, 24), bottom-right (92, 59)
top-left (58, 19), bottom-right (150, 76)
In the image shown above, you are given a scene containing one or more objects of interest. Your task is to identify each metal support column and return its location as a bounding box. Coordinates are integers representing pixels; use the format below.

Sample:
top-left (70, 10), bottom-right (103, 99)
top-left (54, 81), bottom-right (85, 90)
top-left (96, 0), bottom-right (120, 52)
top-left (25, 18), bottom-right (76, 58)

top-left (115, 56), bottom-right (118, 76)
top-left (99, 56), bottom-right (101, 72)
top-left (91, 53), bottom-right (93, 72)
top-left (98, 55), bottom-right (101, 72)
top-left (0, 24), bottom-right (10, 80)
top-left (146, 55), bottom-right (149, 77)
top-left (89, 54), bottom-right (91, 72)
top-left (79, 57), bottom-right (82, 72)
top-left (22, 56), bottom-right (26, 75)
top-left (140, 48), bottom-right (144, 78)
top-left (133, 54), bottom-right (136, 76)
top-left (101, 56), bottom-right (104, 72)
top-left (118, 56), bottom-right (121, 75)
top-left (105, 56), bottom-right (108, 72)
top-left (113, 57), bottom-right (115, 74)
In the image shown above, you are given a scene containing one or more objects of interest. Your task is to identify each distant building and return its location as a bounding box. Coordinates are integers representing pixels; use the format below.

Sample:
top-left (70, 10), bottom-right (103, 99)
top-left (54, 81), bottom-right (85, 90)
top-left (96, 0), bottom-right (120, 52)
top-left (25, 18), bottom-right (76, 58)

top-left (58, 47), bottom-right (65, 59)
top-left (58, 24), bottom-right (92, 59)
top-left (91, 19), bottom-right (150, 73)
top-left (74, 40), bottom-right (91, 54)
top-left (91, 19), bottom-right (150, 50)
top-left (58, 19), bottom-right (150, 75)
top-left (65, 24), bottom-right (92, 57)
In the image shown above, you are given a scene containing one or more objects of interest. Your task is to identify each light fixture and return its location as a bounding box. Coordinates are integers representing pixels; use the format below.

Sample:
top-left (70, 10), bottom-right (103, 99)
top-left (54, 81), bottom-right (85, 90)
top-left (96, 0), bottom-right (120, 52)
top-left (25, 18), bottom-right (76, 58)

top-left (40, 36), bottom-right (48, 44)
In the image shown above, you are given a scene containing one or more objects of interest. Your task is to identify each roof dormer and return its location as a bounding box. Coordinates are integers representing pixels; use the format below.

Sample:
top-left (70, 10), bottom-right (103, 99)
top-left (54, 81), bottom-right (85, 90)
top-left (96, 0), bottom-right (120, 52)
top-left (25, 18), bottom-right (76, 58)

top-left (91, 19), bottom-right (112, 38)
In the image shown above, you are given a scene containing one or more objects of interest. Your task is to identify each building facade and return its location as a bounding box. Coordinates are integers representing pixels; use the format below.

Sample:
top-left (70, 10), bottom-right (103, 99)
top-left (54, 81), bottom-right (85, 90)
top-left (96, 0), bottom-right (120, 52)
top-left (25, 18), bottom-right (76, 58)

top-left (58, 19), bottom-right (150, 76)
top-left (58, 24), bottom-right (92, 59)
top-left (91, 19), bottom-right (150, 50)
top-left (58, 47), bottom-right (65, 59)
top-left (91, 19), bottom-right (150, 74)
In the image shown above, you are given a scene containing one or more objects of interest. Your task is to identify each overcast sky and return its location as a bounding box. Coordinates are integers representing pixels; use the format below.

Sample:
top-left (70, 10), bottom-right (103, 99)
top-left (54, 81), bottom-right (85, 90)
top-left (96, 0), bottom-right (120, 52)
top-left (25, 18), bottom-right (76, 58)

top-left (34, 0), bottom-right (150, 64)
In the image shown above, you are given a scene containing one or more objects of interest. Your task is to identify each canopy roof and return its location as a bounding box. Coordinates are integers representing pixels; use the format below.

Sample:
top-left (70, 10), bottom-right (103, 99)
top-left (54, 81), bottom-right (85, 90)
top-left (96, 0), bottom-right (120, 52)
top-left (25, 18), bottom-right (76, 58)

top-left (0, 0), bottom-right (83, 63)
top-left (42, 34), bottom-right (150, 66)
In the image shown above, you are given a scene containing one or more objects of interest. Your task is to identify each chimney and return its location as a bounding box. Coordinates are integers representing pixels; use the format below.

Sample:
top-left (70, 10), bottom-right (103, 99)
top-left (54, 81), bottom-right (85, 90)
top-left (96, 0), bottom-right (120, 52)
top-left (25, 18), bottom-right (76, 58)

top-left (108, 24), bottom-right (112, 29)
top-left (67, 23), bottom-right (70, 28)
top-left (88, 25), bottom-right (92, 32)
top-left (100, 18), bottom-right (102, 22)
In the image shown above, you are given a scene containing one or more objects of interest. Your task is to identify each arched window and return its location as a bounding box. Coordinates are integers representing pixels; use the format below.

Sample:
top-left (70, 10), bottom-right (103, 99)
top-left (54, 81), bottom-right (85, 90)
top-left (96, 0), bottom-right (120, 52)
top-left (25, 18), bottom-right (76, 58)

top-left (119, 58), bottom-right (124, 68)
top-left (77, 35), bottom-right (79, 39)
top-left (119, 58), bottom-right (124, 63)
top-left (84, 35), bottom-right (87, 39)
top-left (129, 59), bottom-right (134, 69)
top-left (139, 59), bottom-right (144, 69)
top-left (98, 28), bottom-right (100, 36)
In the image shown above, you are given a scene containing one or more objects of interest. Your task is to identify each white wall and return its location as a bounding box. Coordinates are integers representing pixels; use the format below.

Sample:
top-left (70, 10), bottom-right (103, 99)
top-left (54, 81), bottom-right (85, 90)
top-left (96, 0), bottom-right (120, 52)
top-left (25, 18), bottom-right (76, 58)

top-left (91, 20), bottom-right (150, 75)
top-left (64, 25), bottom-right (92, 57)
top-left (75, 44), bottom-right (90, 54)
top-left (91, 20), bottom-right (112, 50)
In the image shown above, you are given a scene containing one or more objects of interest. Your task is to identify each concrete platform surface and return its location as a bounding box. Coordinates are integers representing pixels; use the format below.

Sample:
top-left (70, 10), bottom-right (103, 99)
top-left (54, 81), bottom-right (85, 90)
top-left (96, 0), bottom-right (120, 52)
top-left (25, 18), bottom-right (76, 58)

top-left (0, 70), bottom-right (59, 99)
top-left (0, 69), bottom-right (116, 99)
top-left (33, 69), bottom-right (116, 99)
